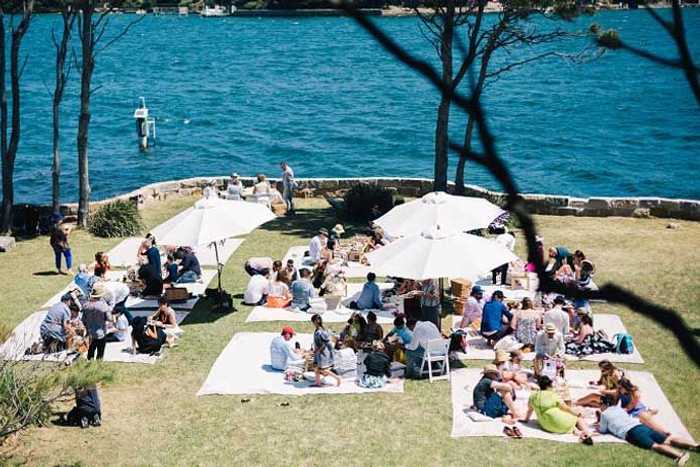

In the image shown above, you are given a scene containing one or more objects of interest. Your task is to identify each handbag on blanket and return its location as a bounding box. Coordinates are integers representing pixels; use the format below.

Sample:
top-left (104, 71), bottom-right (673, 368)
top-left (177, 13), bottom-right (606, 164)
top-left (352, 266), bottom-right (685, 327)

top-left (165, 287), bottom-right (191, 303)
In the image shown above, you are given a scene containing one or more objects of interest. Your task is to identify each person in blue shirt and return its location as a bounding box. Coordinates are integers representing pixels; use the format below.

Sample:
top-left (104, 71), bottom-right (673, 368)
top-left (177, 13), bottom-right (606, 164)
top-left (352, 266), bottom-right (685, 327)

top-left (599, 397), bottom-right (696, 464)
top-left (386, 316), bottom-right (413, 346)
top-left (291, 268), bottom-right (317, 311)
top-left (480, 290), bottom-right (513, 345)
top-left (163, 254), bottom-right (179, 287)
top-left (74, 264), bottom-right (96, 298)
top-left (352, 272), bottom-right (383, 310)
top-left (146, 237), bottom-right (161, 277)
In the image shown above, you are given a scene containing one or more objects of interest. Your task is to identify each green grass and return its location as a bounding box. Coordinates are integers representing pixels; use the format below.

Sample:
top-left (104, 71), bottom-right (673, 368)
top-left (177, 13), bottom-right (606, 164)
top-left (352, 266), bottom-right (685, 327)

top-left (1, 198), bottom-right (698, 466)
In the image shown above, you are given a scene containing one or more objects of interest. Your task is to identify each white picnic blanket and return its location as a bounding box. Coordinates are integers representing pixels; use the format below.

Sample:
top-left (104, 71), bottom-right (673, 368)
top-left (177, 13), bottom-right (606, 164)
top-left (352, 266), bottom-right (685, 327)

top-left (451, 368), bottom-right (694, 443)
top-left (451, 314), bottom-right (644, 364)
top-left (106, 237), bottom-right (244, 269)
top-left (282, 245), bottom-right (372, 279)
top-left (42, 270), bottom-right (218, 311)
top-left (245, 282), bottom-right (398, 323)
top-left (0, 310), bottom-right (187, 365)
top-left (197, 332), bottom-right (404, 396)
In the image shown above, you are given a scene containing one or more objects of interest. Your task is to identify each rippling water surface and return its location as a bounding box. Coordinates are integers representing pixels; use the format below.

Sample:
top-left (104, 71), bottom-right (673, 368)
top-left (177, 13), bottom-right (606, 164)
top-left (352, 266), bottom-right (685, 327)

top-left (13, 9), bottom-right (700, 203)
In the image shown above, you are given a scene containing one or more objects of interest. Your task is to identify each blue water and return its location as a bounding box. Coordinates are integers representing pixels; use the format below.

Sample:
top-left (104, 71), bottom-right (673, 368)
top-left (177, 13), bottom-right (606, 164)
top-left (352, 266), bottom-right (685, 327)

top-left (12, 9), bottom-right (700, 203)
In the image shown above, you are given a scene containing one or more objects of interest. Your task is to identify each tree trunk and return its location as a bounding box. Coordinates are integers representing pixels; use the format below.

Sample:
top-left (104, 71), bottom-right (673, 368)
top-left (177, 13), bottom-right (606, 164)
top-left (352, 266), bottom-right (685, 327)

top-left (77, 5), bottom-right (95, 228)
top-left (0, 15), bottom-right (9, 234)
top-left (52, 10), bottom-right (74, 215)
top-left (454, 114), bottom-right (475, 195)
top-left (433, 0), bottom-right (455, 192)
top-left (0, 3), bottom-right (33, 234)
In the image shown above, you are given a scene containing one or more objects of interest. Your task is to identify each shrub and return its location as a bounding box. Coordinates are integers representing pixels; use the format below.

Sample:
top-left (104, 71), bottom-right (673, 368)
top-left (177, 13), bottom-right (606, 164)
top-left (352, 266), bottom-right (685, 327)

top-left (343, 183), bottom-right (394, 221)
top-left (0, 360), bottom-right (112, 441)
top-left (88, 200), bottom-right (144, 238)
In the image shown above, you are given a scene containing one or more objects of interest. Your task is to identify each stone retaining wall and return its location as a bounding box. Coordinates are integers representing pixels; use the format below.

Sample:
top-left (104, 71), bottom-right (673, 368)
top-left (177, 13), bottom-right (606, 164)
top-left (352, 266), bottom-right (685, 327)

top-left (12, 176), bottom-right (700, 223)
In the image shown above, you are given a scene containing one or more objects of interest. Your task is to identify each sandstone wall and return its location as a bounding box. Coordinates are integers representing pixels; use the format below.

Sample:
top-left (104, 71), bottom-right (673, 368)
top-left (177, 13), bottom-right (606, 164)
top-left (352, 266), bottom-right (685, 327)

top-left (13, 176), bottom-right (700, 222)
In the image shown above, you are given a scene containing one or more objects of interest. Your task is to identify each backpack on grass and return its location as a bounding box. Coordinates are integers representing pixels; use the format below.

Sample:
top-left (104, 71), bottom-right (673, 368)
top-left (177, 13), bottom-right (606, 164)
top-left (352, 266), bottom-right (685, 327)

top-left (614, 333), bottom-right (634, 354)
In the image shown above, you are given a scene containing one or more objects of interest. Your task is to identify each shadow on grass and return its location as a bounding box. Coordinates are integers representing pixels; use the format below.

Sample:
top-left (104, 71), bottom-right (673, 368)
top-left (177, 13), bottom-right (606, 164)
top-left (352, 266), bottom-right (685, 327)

top-left (33, 271), bottom-right (60, 276)
top-left (260, 206), bottom-right (372, 240)
top-left (180, 298), bottom-right (237, 325)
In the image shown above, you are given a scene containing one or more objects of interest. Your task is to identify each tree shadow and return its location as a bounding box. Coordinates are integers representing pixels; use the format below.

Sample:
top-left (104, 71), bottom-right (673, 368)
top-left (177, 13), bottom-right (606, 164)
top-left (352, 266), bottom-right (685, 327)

top-left (180, 297), bottom-right (237, 325)
top-left (260, 206), bottom-right (371, 240)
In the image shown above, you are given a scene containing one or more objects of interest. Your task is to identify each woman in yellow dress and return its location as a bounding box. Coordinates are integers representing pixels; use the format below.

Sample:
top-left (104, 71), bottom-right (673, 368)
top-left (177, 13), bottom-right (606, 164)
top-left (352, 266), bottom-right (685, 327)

top-left (524, 375), bottom-right (594, 444)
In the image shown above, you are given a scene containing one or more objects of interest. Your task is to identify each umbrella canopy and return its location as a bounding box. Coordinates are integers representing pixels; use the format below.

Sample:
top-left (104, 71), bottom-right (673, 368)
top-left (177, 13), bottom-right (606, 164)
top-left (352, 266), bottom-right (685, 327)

top-left (364, 226), bottom-right (518, 281)
top-left (151, 197), bottom-right (275, 247)
top-left (374, 191), bottom-right (505, 237)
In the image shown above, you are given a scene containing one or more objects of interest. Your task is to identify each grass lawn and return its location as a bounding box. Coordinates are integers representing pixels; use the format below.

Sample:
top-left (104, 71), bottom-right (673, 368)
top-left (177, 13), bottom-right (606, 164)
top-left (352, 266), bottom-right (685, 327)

top-left (1, 197), bottom-right (698, 466)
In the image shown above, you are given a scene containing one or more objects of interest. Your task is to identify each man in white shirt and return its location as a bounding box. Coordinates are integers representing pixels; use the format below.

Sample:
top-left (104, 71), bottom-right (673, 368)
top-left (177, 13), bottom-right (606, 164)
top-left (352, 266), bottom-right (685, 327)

top-left (308, 228), bottom-right (328, 264)
top-left (280, 161), bottom-right (296, 215)
top-left (492, 227), bottom-right (515, 286)
top-left (543, 295), bottom-right (570, 337)
top-left (244, 269), bottom-right (270, 306)
top-left (270, 326), bottom-right (304, 371)
top-left (534, 323), bottom-right (565, 376)
top-left (405, 319), bottom-right (442, 379)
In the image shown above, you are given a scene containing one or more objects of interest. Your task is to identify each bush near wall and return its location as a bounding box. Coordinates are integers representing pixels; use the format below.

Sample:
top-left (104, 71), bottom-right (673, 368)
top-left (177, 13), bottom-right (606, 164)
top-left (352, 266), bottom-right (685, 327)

top-left (88, 201), bottom-right (144, 238)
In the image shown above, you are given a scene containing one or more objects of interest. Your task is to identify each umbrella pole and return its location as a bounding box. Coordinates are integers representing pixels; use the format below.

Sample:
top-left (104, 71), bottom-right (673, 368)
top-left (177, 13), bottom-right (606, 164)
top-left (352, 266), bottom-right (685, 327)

top-left (213, 241), bottom-right (234, 313)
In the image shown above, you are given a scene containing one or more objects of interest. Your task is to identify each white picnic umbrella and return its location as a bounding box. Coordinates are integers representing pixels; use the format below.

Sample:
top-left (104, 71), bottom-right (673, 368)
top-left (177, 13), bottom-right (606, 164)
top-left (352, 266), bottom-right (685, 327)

top-left (364, 225), bottom-right (518, 281)
top-left (151, 197), bottom-right (275, 247)
top-left (374, 191), bottom-right (505, 237)
top-left (151, 197), bottom-right (276, 310)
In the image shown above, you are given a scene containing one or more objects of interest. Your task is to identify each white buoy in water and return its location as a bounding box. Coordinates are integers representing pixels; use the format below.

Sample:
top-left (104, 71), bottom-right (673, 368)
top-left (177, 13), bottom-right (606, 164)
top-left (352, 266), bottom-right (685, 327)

top-left (134, 97), bottom-right (156, 151)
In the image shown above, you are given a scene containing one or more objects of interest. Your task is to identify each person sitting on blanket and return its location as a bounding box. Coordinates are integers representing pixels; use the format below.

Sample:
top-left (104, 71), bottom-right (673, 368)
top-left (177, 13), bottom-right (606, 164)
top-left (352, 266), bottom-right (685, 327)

top-left (404, 319), bottom-right (442, 379)
top-left (93, 252), bottom-right (111, 277)
top-left (291, 268), bottom-right (317, 312)
top-left (130, 316), bottom-right (167, 355)
top-left (493, 350), bottom-right (529, 390)
top-left (524, 375), bottom-right (594, 445)
top-left (311, 314), bottom-right (341, 387)
top-left (270, 325), bottom-right (305, 371)
top-left (284, 259), bottom-right (298, 283)
top-left (458, 285), bottom-right (485, 328)
top-left (267, 269), bottom-right (292, 308)
top-left (576, 360), bottom-right (624, 408)
top-left (598, 396), bottom-right (697, 465)
top-left (105, 307), bottom-right (130, 344)
top-left (320, 271), bottom-right (346, 297)
top-left (40, 293), bottom-right (74, 352)
top-left (360, 340), bottom-right (392, 389)
top-left (138, 263), bottom-right (163, 297)
top-left (244, 268), bottom-right (270, 306)
top-left (533, 323), bottom-right (565, 377)
top-left (349, 272), bottom-right (384, 311)
top-left (98, 272), bottom-right (131, 316)
top-left (617, 377), bottom-right (671, 437)
top-left (543, 295), bottom-right (570, 339)
top-left (74, 264), bottom-right (97, 297)
top-left (472, 364), bottom-right (523, 422)
top-left (308, 228), bottom-right (329, 264)
top-left (245, 256), bottom-right (274, 277)
top-left (150, 297), bottom-right (181, 340)
top-left (175, 248), bottom-right (202, 283)
top-left (311, 259), bottom-right (328, 289)
top-left (480, 290), bottom-right (513, 345)
top-left (339, 313), bottom-right (368, 350)
top-left (365, 311), bottom-right (384, 342)
top-left (511, 297), bottom-right (542, 350)
top-left (384, 316), bottom-right (411, 361)
top-left (163, 254), bottom-right (179, 289)
top-left (572, 313), bottom-right (594, 345)
top-left (137, 234), bottom-right (153, 265)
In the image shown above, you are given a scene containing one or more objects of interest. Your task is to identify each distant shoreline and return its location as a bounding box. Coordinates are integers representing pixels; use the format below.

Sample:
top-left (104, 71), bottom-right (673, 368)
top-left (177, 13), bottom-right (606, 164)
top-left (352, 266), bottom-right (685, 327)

top-left (31, 3), bottom-right (681, 16)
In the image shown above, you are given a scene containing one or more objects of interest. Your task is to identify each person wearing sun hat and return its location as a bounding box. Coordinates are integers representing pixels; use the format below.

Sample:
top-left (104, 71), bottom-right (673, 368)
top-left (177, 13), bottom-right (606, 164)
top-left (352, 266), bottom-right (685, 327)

top-left (270, 325), bottom-right (304, 371)
top-left (225, 173), bottom-right (243, 200)
top-left (534, 322), bottom-right (565, 376)
top-left (81, 282), bottom-right (112, 361)
top-left (472, 364), bottom-right (523, 421)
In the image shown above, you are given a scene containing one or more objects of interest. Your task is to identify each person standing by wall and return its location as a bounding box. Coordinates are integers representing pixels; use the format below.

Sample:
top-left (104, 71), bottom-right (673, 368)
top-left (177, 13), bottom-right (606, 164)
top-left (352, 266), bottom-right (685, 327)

top-left (280, 161), bottom-right (296, 215)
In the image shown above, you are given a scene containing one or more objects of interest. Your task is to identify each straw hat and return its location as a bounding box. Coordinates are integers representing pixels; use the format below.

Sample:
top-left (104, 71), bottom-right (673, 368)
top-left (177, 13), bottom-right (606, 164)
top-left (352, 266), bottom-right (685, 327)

top-left (482, 364), bottom-right (499, 375)
top-left (545, 322), bottom-right (557, 333)
top-left (90, 282), bottom-right (106, 299)
top-left (494, 350), bottom-right (510, 364)
top-left (332, 224), bottom-right (345, 236)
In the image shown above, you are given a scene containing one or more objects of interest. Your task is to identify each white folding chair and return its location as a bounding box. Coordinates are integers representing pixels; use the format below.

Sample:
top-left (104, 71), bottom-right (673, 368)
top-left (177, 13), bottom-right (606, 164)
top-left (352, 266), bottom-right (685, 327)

top-left (419, 338), bottom-right (450, 382)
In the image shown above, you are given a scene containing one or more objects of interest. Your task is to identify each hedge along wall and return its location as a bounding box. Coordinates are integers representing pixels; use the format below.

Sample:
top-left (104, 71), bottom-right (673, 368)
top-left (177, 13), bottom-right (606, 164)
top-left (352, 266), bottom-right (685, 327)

top-left (13, 176), bottom-right (700, 222)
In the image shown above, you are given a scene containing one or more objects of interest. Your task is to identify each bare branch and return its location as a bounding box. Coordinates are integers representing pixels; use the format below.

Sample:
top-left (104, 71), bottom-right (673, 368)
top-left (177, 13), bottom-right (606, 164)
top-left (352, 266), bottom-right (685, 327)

top-left (95, 15), bottom-right (144, 57)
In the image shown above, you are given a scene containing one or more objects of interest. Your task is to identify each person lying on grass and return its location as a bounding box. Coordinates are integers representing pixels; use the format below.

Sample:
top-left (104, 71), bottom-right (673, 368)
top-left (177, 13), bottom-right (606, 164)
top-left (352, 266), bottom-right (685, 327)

top-left (524, 375), bottom-right (594, 445)
top-left (598, 396), bottom-right (697, 465)
top-left (472, 364), bottom-right (523, 423)
top-left (311, 314), bottom-right (341, 387)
